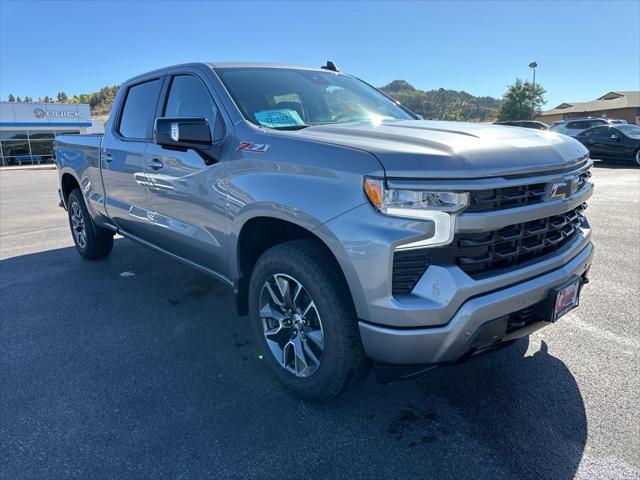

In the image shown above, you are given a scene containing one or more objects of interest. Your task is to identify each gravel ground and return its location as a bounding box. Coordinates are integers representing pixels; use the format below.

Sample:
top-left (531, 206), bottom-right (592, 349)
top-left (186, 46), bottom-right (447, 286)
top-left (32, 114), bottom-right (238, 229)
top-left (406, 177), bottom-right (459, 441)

top-left (1, 163), bottom-right (638, 480)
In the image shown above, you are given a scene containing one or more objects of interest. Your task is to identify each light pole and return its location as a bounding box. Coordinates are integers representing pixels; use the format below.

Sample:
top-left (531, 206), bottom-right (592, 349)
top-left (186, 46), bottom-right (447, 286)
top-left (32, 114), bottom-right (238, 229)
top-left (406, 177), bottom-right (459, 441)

top-left (529, 61), bottom-right (538, 120)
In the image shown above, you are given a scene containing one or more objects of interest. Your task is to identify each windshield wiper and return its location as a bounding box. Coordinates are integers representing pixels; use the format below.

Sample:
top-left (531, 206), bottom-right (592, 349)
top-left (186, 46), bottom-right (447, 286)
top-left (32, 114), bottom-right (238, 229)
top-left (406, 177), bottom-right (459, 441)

top-left (270, 125), bottom-right (309, 131)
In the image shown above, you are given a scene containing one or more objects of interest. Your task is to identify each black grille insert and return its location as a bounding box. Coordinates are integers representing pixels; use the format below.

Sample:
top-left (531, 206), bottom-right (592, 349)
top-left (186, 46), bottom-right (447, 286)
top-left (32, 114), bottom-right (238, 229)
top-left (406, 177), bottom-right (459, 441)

top-left (392, 203), bottom-right (587, 295)
top-left (467, 170), bottom-right (591, 213)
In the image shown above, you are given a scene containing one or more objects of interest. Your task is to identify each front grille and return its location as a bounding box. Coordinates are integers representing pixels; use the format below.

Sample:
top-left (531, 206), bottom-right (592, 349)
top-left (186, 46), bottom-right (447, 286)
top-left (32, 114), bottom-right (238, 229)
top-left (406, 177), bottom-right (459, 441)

top-left (392, 203), bottom-right (587, 295)
top-left (467, 170), bottom-right (592, 212)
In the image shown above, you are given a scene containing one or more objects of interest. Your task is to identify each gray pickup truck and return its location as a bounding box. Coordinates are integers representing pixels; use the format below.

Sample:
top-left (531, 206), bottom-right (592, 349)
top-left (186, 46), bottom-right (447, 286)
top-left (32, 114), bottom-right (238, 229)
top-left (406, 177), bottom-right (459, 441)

top-left (55, 62), bottom-right (593, 400)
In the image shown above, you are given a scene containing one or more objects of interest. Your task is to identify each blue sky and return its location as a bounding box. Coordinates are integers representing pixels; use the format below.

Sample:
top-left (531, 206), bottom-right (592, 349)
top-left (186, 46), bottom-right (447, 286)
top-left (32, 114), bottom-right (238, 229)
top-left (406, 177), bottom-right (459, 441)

top-left (1, 0), bottom-right (638, 109)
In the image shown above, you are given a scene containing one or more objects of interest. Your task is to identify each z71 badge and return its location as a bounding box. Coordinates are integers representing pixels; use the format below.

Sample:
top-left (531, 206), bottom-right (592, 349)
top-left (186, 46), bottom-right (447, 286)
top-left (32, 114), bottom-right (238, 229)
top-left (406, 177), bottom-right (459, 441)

top-left (237, 142), bottom-right (270, 154)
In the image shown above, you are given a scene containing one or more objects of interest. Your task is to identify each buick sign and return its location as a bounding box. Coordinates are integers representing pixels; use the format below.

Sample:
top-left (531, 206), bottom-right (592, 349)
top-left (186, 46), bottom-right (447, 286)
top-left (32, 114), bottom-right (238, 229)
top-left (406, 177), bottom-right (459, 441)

top-left (33, 108), bottom-right (82, 119)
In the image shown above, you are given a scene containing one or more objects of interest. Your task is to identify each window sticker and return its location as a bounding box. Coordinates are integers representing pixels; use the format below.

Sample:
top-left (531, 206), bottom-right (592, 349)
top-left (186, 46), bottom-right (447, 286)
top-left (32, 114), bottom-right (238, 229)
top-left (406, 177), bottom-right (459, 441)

top-left (255, 109), bottom-right (305, 128)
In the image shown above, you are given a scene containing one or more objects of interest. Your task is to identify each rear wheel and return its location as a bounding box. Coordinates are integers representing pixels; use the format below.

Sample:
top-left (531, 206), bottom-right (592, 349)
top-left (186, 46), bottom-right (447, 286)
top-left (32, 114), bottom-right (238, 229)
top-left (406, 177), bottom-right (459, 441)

top-left (249, 239), bottom-right (368, 400)
top-left (67, 189), bottom-right (114, 259)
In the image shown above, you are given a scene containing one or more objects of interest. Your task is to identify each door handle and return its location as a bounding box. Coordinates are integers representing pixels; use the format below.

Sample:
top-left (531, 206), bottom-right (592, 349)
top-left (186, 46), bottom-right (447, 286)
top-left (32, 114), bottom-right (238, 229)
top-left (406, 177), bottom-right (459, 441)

top-left (148, 158), bottom-right (164, 170)
top-left (103, 152), bottom-right (114, 163)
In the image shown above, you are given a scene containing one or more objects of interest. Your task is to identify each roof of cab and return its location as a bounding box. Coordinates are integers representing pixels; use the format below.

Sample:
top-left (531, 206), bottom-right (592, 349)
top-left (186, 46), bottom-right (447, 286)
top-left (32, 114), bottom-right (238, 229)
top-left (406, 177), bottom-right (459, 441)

top-left (122, 62), bottom-right (334, 85)
top-left (207, 62), bottom-right (328, 72)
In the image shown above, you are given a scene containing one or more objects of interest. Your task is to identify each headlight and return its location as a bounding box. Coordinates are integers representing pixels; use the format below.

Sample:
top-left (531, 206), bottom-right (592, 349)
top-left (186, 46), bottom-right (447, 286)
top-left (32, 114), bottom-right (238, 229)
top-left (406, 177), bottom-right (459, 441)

top-left (364, 177), bottom-right (469, 248)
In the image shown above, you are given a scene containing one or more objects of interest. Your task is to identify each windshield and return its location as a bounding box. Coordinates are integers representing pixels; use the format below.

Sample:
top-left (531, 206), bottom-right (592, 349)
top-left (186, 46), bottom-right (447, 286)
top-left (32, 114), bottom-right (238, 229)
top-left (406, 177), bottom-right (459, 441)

top-left (617, 124), bottom-right (640, 138)
top-left (216, 68), bottom-right (414, 130)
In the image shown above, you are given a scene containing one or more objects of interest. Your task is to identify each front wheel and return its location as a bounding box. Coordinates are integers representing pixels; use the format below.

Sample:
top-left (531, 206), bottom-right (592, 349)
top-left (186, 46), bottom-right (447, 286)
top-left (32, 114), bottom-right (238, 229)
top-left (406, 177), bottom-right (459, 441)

top-left (635, 148), bottom-right (640, 167)
top-left (249, 240), bottom-right (368, 400)
top-left (67, 189), bottom-right (114, 260)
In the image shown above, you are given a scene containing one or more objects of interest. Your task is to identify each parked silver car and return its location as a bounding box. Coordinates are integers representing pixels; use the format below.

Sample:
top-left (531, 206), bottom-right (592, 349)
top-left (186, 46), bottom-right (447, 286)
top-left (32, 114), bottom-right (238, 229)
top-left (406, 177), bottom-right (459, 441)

top-left (550, 117), bottom-right (628, 136)
top-left (550, 118), bottom-right (610, 136)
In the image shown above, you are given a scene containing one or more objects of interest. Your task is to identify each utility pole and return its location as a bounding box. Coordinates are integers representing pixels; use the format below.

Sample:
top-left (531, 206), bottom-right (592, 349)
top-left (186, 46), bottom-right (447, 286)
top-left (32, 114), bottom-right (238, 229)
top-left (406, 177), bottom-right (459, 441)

top-left (529, 62), bottom-right (538, 120)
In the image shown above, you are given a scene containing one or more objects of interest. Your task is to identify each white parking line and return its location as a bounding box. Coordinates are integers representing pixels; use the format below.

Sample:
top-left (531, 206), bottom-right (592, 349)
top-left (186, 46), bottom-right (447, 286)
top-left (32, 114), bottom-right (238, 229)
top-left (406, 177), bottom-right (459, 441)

top-left (568, 316), bottom-right (638, 352)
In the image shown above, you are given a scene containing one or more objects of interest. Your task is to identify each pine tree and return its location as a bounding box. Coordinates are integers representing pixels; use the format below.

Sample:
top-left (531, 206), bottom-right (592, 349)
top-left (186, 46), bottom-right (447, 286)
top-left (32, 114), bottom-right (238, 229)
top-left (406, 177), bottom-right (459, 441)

top-left (8, 94), bottom-right (15, 102)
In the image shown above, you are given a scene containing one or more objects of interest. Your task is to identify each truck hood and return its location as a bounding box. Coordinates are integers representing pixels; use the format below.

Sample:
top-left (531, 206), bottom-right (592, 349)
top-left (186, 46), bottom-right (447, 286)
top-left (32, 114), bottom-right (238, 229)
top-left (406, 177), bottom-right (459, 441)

top-left (294, 120), bottom-right (588, 178)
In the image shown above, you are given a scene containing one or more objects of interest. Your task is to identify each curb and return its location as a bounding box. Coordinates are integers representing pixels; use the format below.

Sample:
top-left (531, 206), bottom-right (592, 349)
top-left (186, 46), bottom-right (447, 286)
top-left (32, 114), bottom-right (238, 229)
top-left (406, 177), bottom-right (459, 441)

top-left (0, 165), bottom-right (57, 171)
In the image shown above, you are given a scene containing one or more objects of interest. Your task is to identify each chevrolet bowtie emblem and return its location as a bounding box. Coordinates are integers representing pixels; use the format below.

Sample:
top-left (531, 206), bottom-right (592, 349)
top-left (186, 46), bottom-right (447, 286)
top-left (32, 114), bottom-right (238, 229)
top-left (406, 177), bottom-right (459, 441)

top-left (545, 175), bottom-right (577, 201)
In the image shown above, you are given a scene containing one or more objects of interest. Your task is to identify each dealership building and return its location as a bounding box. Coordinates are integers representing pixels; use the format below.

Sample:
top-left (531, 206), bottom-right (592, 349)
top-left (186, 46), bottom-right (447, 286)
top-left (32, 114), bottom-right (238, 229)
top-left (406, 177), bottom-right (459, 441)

top-left (0, 102), bottom-right (102, 166)
top-left (535, 91), bottom-right (640, 125)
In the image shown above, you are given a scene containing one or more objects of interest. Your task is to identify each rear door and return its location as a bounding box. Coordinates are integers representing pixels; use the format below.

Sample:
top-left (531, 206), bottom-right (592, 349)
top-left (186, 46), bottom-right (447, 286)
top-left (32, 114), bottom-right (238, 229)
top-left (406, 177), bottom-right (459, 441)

top-left (143, 68), bottom-right (230, 275)
top-left (101, 76), bottom-right (164, 237)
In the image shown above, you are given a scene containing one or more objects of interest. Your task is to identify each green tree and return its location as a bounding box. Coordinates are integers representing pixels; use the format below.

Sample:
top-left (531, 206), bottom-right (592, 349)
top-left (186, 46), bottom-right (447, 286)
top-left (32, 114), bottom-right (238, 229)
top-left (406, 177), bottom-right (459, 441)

top-left (16, 96), bottom-right (22, 102)
top-left (496, 79), bottom-right (546, 121)
top-left (43, 96), bottom-right (52, 103)
top-left (57, 91), bottom-right (68, 102)
top-left (8, 94), bottom-right (15, 102)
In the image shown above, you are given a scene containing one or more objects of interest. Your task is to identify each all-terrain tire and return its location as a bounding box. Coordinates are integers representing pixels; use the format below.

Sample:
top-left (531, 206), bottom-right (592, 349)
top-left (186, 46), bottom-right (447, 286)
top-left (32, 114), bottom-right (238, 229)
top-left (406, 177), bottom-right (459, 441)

top-left (249, 239), bottom-right (369, 400)
top-left (67, 188), bottom-right (114, 260)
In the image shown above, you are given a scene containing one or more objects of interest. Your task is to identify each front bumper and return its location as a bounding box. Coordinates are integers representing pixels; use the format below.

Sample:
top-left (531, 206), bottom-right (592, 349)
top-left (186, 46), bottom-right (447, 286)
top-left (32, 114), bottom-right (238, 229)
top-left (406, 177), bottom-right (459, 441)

top-left (358, 240), bottom-right (593, 365)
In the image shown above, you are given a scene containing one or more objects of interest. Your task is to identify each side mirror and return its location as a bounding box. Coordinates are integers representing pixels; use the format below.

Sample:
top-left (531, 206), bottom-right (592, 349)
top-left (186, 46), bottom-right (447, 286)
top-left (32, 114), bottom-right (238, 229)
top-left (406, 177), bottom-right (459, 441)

top-left (153, 117), bottom-right (212, 150)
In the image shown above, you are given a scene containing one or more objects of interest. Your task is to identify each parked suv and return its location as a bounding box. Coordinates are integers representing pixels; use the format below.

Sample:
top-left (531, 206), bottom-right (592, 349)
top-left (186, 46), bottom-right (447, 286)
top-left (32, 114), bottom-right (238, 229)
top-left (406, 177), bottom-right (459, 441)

top-left (55, 63), bottom-right (593, 400)
top-left (550, 118), bottom-right (610, 136)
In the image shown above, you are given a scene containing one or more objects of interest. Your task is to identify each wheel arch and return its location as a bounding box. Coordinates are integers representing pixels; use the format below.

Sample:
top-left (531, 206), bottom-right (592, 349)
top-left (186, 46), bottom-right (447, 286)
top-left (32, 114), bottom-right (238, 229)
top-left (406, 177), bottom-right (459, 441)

top-left (60, 171), bottom-right (81, 204)
top-left (233, 214), bottom-right (364, 319)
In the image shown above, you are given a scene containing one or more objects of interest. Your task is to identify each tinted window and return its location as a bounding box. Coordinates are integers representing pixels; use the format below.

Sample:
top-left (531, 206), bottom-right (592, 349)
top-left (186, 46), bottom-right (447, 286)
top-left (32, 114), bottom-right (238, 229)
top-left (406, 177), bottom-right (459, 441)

top-left (617, 124), bottom-right (640, 138)
top-left (588, 120), bottom-right (607, 128)
top-left (164, 75), bottom-right (218, 129)
top-left (118, 79), bottom-right (162, 139)
top-left (29, 131), bottom-right (55, 140)
top-left (0, 131), bottom-right (28, 140)
top-left (584, 126), bottom-right (609, 137)
top-left (1, 139), bottom-right (29, 156)
top-left (567, 121), bottom-right (590, 130)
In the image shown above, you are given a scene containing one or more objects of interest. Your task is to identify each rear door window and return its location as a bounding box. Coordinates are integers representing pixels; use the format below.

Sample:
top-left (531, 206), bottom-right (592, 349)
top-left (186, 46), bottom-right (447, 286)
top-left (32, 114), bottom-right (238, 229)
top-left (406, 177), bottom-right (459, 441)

top-left (584, 126), bottom-right (609, 137)
top-left (588, 120), bottom-right (607, 128)
top-left (118, 79), bottom-right (162, 139)
top-left (568, 121), bottom-right (589, 130)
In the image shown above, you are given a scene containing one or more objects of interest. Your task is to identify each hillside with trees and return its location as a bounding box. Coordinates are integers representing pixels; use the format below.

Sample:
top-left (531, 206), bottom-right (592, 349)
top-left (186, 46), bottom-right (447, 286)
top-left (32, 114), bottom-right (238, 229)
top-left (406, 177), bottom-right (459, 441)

top-left (380, 80), bottom-right (501, 122)
top-left (6, 79), bottom-right (503, 123)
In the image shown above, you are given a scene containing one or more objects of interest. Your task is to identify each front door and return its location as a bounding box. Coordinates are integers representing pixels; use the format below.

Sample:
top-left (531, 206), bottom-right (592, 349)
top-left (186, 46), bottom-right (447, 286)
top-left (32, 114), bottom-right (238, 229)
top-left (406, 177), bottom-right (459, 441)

top-left (142, 72), bottom-right (229, 276)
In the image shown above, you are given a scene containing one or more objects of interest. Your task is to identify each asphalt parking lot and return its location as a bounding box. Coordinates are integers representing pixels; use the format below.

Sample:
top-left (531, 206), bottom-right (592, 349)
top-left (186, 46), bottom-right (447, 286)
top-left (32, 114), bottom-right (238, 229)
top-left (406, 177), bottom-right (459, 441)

top-left (1, 164), bottom-right (639, 480)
